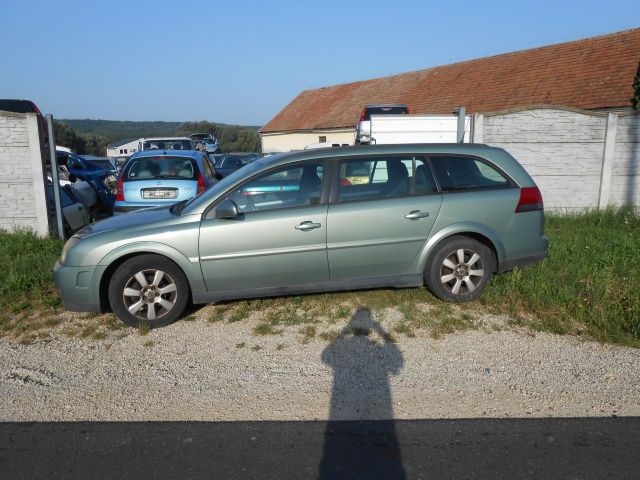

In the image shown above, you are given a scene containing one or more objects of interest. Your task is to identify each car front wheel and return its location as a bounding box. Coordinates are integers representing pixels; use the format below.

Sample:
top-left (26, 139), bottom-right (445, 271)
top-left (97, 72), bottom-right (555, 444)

top-left (108, 254), bottom-right (189, 328)
top-left (425, 236), bottom-right (494, 302)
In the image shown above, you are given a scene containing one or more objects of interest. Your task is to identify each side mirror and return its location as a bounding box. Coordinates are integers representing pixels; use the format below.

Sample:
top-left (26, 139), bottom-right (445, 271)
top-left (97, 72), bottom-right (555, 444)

top-left (215, 198), bottom-right (239, 219)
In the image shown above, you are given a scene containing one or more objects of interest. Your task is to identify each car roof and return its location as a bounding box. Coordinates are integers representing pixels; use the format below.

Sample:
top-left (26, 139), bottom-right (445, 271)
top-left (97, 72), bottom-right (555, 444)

top-left (261, 143), bottom-right (500, 167)
top-left (130, 149), bottom-right (203, 159)
top-left (143, 137), bottom-right (192, 141)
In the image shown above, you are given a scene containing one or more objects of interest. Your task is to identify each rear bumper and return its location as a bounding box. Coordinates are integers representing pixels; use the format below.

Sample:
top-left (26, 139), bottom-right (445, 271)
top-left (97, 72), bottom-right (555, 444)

top-left (53, 261), bottom-right (104, 313)
top-left (498, 235), bottom-right (549, 273)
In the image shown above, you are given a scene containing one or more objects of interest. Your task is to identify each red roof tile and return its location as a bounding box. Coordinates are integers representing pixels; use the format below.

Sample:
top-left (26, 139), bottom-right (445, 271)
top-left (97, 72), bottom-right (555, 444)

top-left (262, 28), bottom-right (640, 133)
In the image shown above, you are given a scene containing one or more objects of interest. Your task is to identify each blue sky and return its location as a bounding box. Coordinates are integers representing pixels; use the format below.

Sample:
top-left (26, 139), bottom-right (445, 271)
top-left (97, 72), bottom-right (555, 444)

top-left (0, 0), bottom-right (637, 125)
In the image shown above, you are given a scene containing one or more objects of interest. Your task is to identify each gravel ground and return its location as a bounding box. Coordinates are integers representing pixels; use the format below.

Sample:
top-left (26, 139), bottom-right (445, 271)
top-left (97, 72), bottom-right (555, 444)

top-left (1, 306), bottom-right (639, 422)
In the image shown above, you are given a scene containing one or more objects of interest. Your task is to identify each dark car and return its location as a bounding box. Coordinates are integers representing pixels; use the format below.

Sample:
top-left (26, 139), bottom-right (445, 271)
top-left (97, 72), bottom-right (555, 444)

top-left (213, 153), bottom-right (260, 177)
top-left (57, 151), bottom-right (115, 217)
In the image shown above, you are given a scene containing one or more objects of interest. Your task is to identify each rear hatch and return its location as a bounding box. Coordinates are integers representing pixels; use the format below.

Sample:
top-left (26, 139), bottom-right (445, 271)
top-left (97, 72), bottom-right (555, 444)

top-left (121, 155), bottom-right (200, 204)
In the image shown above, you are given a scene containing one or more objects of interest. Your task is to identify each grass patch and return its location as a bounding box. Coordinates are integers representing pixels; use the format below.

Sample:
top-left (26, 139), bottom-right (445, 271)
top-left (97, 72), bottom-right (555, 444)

top-left (137, 321), bottom-right (151, 336)
top-left (299, 325), bottom-right (317, 343)
top-left (481, 207), bottom-right (640, 347)
top-left (0, 209), bottom-right (637, 347)
top-left (253, 322), bottom-right (281, 335)
top-left (0, 230), bottom-right (62, 312)
top-left (319, 330), bottom-right (340, 342)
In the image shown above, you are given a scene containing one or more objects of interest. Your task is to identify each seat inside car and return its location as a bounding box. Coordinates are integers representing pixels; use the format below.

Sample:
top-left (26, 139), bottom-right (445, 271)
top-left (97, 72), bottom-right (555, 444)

top-left (384, 160), bottom-right (409, 196)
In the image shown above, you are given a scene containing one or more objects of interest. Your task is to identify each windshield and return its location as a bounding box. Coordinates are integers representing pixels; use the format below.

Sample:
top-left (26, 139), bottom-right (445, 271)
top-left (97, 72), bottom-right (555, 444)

top-left (181, 157), bottom-right (267, 213)
top-left (124, 156), bottom-right (199, 181)
top-left (364, 106), bottom-right (408, 120)
top-left (143, 139), bottom-right (193, 150)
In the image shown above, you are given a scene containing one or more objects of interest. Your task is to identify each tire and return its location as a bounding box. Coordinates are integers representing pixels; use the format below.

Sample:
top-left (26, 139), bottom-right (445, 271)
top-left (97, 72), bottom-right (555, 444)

top-left (425, 236), bottom-right (495, 302)
top-left (108, 254), bottom-right (190, 328)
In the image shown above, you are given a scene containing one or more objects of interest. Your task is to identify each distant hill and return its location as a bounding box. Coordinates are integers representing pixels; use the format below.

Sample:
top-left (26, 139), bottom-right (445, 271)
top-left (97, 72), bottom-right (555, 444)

top-left (57, 119), bottom-right (263, 154)
top-left (61, 119), bottom-right (261, 143)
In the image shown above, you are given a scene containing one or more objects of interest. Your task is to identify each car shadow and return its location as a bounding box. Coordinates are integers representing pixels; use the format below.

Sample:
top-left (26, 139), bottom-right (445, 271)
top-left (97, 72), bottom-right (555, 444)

top-left (319, 308), bottom-right (406, 479)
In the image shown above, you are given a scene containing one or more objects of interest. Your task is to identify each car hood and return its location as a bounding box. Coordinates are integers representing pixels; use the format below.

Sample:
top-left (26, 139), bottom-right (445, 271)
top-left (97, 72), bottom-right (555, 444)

top-left (73, 205), bottom-right (175, 238)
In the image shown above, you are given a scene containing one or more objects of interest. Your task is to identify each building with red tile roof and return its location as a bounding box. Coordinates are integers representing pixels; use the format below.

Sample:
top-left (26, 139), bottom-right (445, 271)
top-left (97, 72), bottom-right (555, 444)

top-left (260, 28), bottom-right (640, 152)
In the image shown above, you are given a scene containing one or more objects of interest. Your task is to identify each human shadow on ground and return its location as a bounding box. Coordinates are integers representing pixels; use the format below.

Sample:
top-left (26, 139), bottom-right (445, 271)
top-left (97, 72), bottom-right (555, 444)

top-left (319, 308), bottom-right (405, 479)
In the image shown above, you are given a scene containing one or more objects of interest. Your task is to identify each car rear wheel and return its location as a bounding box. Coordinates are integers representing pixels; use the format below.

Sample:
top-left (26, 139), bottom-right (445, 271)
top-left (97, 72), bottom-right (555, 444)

top-left (108, 254), bottom-right (189, 328)
top-left (425, 236), bottom-right (494, 302)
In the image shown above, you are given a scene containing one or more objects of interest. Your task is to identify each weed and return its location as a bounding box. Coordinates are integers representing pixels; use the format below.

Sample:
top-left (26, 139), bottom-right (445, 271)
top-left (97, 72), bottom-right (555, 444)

top-left (299, 325), bottom-right (317, 338)
top-left (276, 343), bottom-right (285, 351)
top-left (143, 340), bottom-right (154, 347)
top-left (137, 322), bottom-right (150, 336)
top-left (236, 342), bottom-right (245, 349)
top-left (251, 345), bottom-right (261, 351)
top-left (319, 330), bottom-right (339, 342)
top-left (254, 322), bottom-right (280, 335)
top-left (228, 302), bottom-right (251, 323)
top-left (80, 325), bottom-right (98, 338)
top-left (93, 331), bottom-right (107, 340)
top-left (184, 315), bottom-right (196, 322)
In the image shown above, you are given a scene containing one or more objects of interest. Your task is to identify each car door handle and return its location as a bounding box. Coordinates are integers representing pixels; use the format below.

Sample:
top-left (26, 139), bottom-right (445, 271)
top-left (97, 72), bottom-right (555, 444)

top-left (405, 210), bottom-right (429, 220)
top-left (295, 221), bottom-right (321, 231)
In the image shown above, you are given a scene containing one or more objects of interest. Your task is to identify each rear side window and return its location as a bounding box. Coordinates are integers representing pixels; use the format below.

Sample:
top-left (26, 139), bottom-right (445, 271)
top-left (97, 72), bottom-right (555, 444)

top-left (124, 156), bottom-right (198, 181)
top-left (337, 157), bottom-right (437, 203)
top-left (430, 156), bottom-right (510, 191)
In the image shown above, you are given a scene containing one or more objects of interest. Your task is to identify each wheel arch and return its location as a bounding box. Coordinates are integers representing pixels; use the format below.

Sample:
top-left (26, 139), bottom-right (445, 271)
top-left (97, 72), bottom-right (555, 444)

top-left (96, 242), bottom-right (205, 312)
top-left (417, 223), bottom-right (505, 274)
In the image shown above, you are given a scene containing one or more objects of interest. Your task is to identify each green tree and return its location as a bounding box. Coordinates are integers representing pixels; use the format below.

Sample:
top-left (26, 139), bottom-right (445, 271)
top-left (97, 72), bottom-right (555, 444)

top-left (632, 61), bottom-right (640, 110)
top-left (175, 121), bottom-right (261, 153)
top-left (53, 121), bottom-right (109, 155)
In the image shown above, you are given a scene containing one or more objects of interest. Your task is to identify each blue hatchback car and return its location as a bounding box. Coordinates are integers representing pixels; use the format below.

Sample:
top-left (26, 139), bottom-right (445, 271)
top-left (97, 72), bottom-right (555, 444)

top-left (114, 150), bottom-right (218, 214)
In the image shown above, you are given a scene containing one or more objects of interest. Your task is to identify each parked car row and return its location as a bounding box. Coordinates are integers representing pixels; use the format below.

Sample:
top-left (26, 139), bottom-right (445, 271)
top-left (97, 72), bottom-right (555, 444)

top-left (51, 137), bottom-right (261, 232)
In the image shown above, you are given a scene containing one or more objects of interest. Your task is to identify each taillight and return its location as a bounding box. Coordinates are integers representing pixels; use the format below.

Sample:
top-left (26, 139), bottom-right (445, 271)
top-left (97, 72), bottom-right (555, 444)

top-left (196, 172), bottom-right (206, 195)
top-left (340, 178), bottom-right (351, 186)
top-left (359, 108), bottom-right (366, 122)
top-left (115, 175), bottom-right (124, 201)
top-left (516, 186), bottom-right (543, 213)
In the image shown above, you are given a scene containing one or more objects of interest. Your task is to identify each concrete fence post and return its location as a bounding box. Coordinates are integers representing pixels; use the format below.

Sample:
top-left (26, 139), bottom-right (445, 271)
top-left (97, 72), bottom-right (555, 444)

top-left (25, 113), bottom-right (49, 236)
top-left (472, 113), bottom-right (484, 143)
top-left (598, 112), bottom-right (618, 209)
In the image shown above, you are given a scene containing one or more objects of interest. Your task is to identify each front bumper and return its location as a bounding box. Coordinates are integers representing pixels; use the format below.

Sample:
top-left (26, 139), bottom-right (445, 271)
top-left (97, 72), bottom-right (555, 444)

top-left (53, 261), bottom-right (105, 312)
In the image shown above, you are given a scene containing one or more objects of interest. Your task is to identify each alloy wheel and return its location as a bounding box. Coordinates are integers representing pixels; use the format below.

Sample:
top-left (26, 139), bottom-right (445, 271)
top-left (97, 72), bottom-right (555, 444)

top-left (439, 248), bottom-right (485, 296)
top-left (122, 269), bottom-right (178, 321)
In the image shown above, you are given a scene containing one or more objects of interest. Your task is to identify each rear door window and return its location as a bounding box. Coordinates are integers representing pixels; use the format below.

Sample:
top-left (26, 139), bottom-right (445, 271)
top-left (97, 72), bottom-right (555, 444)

top-left (429, 156), bottom-right (510, 191)
top-left (337, 157), bottom-right (437, 203)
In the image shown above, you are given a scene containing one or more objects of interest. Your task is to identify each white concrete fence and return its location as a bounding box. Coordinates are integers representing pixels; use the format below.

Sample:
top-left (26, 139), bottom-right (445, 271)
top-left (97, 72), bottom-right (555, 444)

top-left (473, 106), bottom-right (640, 212)
top-left (0, 110), bottom-right (49, 235)
top-left (0, 106), bottom-right (639, 237)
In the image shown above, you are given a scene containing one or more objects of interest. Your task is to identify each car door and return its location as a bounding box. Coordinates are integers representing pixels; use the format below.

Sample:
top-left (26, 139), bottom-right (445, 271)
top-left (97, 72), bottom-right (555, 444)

top-left (60, 187), bottom-right (89, 231)
top-left (198, 161), bottom-right (330, 291)
top-left (327, 155), bottom-right (442, 280)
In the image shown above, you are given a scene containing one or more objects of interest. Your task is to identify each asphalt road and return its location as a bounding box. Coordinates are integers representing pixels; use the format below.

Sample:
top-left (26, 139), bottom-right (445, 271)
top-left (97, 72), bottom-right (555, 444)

top-left (2, 418), bottom-right (639, 479)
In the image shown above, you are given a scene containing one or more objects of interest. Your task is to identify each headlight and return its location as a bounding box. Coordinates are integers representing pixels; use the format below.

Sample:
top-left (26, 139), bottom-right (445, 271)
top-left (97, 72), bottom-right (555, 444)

top-left (60, 236), bottom-right (81, 265)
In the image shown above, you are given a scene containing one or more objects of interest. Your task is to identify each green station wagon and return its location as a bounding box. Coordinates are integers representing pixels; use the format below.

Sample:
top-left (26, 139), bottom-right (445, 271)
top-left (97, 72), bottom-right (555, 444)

top-left (54, 144), bottom-right (548, 328)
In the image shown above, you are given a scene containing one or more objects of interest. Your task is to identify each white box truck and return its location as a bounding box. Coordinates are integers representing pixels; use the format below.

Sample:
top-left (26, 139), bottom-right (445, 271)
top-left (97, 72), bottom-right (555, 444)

top-left (368, 114), bottom-right (471, 144)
